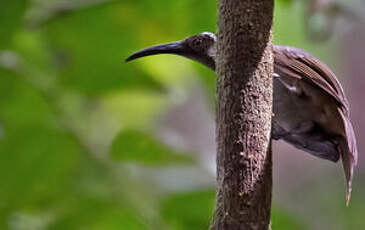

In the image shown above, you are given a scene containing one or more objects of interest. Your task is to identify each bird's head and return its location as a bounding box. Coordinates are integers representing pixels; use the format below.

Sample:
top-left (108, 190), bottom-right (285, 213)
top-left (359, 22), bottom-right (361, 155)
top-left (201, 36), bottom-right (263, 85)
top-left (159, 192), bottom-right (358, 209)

top-left (126, 32), bottom-right (217, 70)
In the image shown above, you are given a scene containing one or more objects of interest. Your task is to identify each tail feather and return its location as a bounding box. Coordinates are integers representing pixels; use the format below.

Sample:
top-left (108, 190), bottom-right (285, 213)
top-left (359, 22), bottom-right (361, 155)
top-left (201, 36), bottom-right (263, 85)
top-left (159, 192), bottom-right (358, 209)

top-left (338, 109), bottom-right (358, 206)
top-left (340, 145), bottom-right (354, 206)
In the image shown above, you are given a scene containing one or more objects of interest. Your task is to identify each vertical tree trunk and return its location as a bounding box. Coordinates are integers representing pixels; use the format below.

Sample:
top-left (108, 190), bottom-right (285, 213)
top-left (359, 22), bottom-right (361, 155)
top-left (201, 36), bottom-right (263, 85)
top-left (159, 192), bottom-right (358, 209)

top-left (211, 0), bottom-right (274, 229)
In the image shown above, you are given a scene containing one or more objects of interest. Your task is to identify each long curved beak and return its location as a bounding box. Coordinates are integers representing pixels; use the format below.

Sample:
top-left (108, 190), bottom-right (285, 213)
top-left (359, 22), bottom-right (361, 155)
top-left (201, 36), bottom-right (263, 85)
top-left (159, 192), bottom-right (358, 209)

top-left (125, 42), bottom-right (184, 62)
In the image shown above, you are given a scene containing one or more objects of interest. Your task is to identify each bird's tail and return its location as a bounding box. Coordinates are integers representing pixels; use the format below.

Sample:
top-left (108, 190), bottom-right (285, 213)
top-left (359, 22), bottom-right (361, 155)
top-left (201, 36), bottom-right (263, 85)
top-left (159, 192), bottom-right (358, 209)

top-left (338, 109), bottom-right (358, 206)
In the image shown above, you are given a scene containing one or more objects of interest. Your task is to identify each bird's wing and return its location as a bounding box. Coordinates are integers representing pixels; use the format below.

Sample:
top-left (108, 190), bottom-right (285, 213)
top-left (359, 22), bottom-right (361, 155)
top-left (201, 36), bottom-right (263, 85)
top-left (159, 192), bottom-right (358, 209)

top-left (273, 45), bottom-right (350, 116)
top-left (274, 45), bottom-right (357, 204)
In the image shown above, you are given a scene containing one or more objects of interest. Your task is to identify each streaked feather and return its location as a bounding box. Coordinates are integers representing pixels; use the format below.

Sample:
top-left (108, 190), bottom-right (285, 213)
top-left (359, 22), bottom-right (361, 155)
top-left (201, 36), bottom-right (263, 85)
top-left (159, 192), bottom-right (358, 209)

top-left (274, 45), bottom-right (350, 115)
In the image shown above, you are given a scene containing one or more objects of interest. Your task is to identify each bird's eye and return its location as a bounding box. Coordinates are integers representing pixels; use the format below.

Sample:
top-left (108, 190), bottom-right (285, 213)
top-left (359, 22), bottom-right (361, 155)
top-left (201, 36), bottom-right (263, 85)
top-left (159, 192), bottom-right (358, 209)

top-left (193, 39), bottom-right (202, 47)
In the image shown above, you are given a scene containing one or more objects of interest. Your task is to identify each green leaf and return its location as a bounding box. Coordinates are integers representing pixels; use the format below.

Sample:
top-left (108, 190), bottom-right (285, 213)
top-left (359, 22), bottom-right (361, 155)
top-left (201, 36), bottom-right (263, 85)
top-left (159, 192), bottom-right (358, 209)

top-left (110, 129), bottom-right (193, 165)
top-left (160, 190), bottom-right (215, 230)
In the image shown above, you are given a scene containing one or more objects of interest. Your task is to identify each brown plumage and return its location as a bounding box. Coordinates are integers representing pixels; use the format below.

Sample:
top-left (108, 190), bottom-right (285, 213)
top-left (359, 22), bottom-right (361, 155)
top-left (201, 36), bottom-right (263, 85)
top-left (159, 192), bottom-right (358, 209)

top-left (274, 46), bottom-right (349, 113)
top-left (274, 46), bottom-right (357, 205)
top-left (126, 32), bottom-right (358, 204)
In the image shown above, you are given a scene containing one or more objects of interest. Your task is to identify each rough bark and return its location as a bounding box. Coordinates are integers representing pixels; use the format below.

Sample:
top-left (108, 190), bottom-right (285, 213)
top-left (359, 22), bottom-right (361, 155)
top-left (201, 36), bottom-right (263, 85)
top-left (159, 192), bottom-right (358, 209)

top-left (211, 0), bottom-right (274, 229)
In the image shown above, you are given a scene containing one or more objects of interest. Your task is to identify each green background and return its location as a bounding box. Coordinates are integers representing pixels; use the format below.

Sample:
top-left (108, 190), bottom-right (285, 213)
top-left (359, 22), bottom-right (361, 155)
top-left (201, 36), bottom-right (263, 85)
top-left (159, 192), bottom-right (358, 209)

top-left (0, 0), bottom-right (364, 229)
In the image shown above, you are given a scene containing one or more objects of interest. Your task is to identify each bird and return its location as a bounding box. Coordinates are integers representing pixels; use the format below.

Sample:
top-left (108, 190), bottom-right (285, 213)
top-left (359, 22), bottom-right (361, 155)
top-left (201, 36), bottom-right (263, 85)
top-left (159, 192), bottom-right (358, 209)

top-left (125, 32), bottom-right (358, 205)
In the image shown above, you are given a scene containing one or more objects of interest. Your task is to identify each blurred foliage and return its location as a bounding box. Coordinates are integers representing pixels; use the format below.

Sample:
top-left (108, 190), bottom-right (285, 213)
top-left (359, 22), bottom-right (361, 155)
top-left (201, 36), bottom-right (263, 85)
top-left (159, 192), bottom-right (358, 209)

top-left (0, 0), bottom-right (363, 229)
top-left (0, 0), bottom-right (28, 49)
top-left (42, 3), bottom-right (165, 95)
top-left (161, 190), bottom-right (214, 230)
top-left (271, 207), bottom-right (306, 230)
top-left (110, 129), bottom-right (193, 165)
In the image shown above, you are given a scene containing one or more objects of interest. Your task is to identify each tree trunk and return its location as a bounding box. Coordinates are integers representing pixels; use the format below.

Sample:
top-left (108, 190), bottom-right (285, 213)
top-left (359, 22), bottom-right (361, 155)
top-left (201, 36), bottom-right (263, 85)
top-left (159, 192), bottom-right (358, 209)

top-left (211, 0), bottom-right (274, 229)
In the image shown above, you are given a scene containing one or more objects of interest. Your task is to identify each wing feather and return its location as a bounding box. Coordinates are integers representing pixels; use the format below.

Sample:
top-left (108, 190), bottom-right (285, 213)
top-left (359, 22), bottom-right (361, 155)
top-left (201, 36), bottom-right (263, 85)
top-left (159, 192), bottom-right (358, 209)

top-left (274, 45), bottom-right (350, 116)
